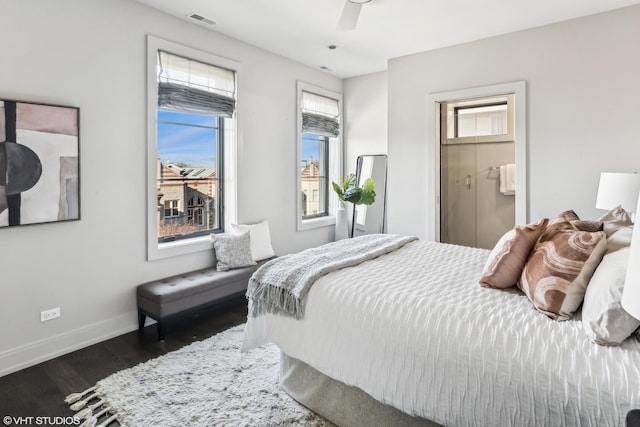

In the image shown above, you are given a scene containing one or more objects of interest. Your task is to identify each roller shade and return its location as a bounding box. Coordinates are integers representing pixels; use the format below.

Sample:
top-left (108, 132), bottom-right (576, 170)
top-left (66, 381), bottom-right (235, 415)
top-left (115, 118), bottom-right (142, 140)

top-left (158, 50), bottom-right (236, 118)
top-left (301, 90), bottom-right (340, 138)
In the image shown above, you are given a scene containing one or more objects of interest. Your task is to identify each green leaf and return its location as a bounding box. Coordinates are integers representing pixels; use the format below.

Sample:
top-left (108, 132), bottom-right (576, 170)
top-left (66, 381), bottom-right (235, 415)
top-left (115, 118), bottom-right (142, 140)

top-left (345, 174), bottom-right (357, 188)
top-left (362, 178), bottom-right (375, 193)
top-left (333, 174), bottom-right (375, 205)
top-left (344, 187), bottom-right (362, 203)
top-left (332, 181), bottom-right (345, 202)
top-left (359, 191), bottom-right (375, 205)
top-left (355, 178), bottom-right (375, 205)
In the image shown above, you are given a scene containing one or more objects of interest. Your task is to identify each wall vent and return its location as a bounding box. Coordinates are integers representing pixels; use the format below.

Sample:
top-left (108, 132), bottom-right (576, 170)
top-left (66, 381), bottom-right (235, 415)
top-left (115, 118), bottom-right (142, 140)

top-left (187, 13), bottom-right (216, 26)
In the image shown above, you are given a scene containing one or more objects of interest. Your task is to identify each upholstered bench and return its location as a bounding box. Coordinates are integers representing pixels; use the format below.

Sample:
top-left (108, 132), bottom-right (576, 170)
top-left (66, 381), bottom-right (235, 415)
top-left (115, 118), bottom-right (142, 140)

top-left (137, 259), bottom-right (268, 340)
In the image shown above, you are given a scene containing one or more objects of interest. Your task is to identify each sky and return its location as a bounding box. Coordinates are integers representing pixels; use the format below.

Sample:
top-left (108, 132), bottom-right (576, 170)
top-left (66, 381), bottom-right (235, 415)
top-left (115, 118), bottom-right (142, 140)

top-left (157, 110), bottom-right (217, 167)
top-left (158, 109), bottom-right (322, 167)
top-left (302, 134), bottom-right (321, 164)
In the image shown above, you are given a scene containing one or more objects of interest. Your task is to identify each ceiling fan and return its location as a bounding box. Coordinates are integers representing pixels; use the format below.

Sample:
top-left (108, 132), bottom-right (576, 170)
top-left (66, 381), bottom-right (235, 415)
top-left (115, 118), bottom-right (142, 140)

top-left (337, 0), bottom-right (372, 31)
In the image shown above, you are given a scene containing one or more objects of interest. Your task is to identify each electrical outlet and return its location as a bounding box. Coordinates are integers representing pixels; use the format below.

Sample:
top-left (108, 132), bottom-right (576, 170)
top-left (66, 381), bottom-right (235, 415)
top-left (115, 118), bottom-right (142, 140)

top-left (40, 307), bottom-right (61, 322)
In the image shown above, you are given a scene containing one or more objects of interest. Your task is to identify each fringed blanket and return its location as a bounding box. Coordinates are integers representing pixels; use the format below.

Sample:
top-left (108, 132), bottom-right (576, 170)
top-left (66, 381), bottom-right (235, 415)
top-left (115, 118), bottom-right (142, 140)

top-left (246, 234), bottom-right (418, 320)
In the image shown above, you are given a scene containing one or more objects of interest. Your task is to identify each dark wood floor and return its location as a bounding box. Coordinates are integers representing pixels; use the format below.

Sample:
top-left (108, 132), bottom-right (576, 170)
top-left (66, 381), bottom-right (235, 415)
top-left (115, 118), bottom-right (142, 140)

top-left (0, 295), bottom-right (248, 422)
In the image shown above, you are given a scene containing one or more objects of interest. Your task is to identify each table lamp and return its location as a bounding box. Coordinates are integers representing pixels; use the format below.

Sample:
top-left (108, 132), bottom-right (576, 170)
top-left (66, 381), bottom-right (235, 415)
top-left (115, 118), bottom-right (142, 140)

top-left (595, 172), bottom-right (640, 220)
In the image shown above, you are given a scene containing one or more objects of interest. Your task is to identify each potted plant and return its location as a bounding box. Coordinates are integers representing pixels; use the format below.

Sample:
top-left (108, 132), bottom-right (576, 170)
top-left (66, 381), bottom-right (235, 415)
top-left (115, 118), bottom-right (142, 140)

top-left (332, 174), bottom-right (376, 239)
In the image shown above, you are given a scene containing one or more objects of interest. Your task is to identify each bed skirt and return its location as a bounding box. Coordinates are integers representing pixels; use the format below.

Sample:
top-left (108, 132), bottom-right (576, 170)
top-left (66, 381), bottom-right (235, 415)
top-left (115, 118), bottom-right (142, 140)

top-left (279, 352), bottom-right (442, 427)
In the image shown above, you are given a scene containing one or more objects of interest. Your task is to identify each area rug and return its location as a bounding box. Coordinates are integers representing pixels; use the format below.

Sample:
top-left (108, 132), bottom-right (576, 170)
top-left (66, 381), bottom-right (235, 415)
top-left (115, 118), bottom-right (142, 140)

top-left (65, 324), bottom-right (334, 426)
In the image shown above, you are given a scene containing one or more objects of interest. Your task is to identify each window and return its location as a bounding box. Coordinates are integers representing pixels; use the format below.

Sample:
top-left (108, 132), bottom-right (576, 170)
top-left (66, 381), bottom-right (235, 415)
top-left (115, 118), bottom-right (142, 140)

top-left (301, 132), bottom-right (329, 219)
top-left (154, 51), bottom-right (231, 243)
top-left (156, 110), bottom-right (223, 241)
top-left (296, 82), bottom-right (342, 231)
top-left (455, 103), bottom-right (508, 138)
top-left (443, 95), bottom-right (515, 144)
top-left (164, 200), bottom-right (180, 218)
top-left (147, 36), bottom-right (239, 260)
top-left (187, 196), bottom-right (205, 226)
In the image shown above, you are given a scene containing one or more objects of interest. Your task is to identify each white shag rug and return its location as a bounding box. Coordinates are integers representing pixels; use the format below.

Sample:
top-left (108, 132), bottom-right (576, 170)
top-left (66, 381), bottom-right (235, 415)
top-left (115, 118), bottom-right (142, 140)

top-left (66, 324), bottom-right (333, 427)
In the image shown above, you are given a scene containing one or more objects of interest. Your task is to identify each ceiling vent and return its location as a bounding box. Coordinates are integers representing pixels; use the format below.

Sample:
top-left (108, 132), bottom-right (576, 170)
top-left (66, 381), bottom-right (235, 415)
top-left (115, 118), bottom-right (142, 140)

top-left (187, 13), bottom-right (216, 26)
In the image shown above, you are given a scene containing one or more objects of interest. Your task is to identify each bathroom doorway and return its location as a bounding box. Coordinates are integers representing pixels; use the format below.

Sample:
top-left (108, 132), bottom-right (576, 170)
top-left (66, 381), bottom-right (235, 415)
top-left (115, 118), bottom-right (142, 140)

top-left (439, 94), bottom-right (516, 249)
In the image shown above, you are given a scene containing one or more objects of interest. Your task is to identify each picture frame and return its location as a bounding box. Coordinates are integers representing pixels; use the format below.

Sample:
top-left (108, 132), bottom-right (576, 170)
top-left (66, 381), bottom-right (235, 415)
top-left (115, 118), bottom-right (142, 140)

top-left (0, 99), bottom-right (80, 228)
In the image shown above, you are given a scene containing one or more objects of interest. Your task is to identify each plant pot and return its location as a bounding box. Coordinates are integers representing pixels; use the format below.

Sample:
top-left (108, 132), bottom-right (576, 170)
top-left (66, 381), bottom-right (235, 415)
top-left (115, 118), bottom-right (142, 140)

top-left (335, 202), bottom-right (349, 240)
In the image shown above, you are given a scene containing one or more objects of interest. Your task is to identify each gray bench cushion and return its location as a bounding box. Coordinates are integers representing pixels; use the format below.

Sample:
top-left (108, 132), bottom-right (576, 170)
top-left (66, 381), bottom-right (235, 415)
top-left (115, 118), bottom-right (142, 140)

top-left (137, 260), bottom-right (267, 319)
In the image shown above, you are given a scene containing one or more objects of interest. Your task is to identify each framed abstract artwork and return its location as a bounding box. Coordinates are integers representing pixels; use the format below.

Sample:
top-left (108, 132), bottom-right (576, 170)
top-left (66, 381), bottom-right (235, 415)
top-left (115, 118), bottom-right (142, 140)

top-left (0, 99), bottom-right (80, 227)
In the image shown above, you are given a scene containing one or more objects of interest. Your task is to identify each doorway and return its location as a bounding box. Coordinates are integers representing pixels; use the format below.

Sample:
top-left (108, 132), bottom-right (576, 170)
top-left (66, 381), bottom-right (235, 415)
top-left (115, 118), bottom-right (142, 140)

top-left (426, 81), bottom-right (527, 243)
top-left (439, 94), bottom-right (516, 249)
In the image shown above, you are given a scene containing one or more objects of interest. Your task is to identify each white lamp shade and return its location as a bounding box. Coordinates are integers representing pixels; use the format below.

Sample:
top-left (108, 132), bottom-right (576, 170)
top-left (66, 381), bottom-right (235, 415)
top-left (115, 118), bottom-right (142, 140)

top-left (622, 191), bottom-right (640, 320)
top-left (595, 172), bottom-right (640, 213)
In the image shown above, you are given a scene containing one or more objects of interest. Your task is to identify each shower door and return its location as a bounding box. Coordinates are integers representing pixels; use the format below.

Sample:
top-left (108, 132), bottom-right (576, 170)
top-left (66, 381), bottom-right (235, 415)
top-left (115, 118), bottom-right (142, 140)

top-left (439, 95), bottom-right (516, 250)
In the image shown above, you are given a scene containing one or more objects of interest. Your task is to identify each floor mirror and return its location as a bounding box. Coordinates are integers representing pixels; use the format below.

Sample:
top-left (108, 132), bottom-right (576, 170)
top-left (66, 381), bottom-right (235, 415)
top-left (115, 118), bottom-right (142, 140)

top-left (352, 154), bottom-right (388, 237)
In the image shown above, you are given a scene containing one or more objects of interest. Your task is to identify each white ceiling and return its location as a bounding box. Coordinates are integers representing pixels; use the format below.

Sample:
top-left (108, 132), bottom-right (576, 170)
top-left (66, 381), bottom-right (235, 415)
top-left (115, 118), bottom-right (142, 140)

top-left (135, 0), bottom-right (640, 78)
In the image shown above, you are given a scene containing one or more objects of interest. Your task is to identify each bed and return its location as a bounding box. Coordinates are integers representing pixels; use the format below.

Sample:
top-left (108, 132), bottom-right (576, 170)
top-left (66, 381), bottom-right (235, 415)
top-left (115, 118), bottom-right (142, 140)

top-left (242, 216), bottom-right (640, 426)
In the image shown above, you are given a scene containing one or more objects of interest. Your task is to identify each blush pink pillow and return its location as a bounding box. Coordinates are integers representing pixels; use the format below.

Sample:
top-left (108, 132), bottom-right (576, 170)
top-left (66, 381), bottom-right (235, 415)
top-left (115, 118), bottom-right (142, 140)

top-left (480, 218), bottom-right (549, 289)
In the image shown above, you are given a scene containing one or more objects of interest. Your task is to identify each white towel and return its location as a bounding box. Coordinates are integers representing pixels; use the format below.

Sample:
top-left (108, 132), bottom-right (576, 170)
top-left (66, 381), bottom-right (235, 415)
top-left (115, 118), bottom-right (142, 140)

top-left (500, 164), bottom-right (516, 195)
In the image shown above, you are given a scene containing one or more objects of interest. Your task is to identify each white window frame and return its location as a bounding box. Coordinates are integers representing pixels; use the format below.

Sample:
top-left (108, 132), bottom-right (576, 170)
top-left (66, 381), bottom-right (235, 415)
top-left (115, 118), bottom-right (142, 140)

top-left (296, 81), bottom-right (342, 231)
top-left (146, 35), bottom-right (240, 261)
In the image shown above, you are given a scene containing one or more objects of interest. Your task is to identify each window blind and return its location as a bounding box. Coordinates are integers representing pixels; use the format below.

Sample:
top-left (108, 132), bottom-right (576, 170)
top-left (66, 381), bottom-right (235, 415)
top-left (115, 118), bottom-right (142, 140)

top-left (301, 90), bottom-right (340, 138)
top-left (157, 50), bottom-right (236, 118)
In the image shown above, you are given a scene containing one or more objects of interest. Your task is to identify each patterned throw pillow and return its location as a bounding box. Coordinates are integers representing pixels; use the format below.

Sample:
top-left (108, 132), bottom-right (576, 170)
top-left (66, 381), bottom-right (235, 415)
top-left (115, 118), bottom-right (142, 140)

top-left (570, 220), bottom-right (603, 232)
top-left (518, 212), bottom-right (607, 320)
top-left (211, 232), bottom-right (257, 272)
top-left (479, 218), bottom-right (549, 289)
top-left (550, 210), bottom-right (580, 228)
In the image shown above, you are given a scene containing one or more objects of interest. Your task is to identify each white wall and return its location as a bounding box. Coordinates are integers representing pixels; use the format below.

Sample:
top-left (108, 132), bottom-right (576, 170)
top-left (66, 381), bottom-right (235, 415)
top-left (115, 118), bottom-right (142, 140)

top-left (387, 5), bottom-right (640, 239)
top-left (342, 72), bottom-right (388, 225)
top-left (344, 71), bottom-right (388, 175)
top-left (0, 0), bottom-right (341, 375)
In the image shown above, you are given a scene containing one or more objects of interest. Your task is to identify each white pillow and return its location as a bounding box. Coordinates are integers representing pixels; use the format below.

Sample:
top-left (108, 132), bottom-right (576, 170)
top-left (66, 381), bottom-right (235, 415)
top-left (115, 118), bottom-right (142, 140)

top-left (582, 227), bottom-right (639, 345)
top-left (230, 220), bottom-right (276, 261)
top-left (606, 225), bottom-right (634, 253)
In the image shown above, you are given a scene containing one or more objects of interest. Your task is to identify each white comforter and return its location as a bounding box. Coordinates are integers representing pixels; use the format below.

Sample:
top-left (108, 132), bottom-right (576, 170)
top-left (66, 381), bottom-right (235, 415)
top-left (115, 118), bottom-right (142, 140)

top-left (243, 240), bottom-right (640, 427)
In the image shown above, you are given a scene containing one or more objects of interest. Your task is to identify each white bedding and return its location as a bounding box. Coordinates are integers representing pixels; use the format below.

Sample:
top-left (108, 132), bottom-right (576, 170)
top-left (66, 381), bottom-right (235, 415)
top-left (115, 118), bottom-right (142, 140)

top-left (243, 240), bottom-right (640, 426)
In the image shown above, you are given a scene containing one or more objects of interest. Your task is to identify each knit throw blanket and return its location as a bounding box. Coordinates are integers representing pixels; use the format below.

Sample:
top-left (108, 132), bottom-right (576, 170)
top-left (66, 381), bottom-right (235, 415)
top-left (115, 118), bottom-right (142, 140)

top-left (247, 234), bottom-right (418, 320)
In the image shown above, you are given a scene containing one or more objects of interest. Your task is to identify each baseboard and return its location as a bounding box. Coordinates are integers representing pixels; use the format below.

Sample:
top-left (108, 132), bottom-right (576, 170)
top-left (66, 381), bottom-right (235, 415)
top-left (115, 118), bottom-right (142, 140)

top-left (0, 311), bottom-right (138, 377)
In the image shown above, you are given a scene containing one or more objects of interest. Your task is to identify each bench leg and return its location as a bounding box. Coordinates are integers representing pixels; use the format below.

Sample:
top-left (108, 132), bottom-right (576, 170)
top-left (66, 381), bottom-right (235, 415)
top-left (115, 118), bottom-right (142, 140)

top-left (157, 320), bottom-right (166, 341)
top-left (138, 309), bottom-right (146, 330)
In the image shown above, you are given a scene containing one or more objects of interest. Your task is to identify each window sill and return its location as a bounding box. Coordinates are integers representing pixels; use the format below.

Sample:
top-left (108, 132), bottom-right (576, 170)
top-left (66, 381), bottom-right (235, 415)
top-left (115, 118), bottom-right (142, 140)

top-left (148, 235), bottom-right (212, 261)
top-left (298, 215), bottom-right (336, 232)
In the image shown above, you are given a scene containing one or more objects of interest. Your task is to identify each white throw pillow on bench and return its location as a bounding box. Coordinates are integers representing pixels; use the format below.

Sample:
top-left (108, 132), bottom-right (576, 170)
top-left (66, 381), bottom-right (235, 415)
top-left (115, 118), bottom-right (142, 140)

top-left (230, 220), bottom-right (276, 261)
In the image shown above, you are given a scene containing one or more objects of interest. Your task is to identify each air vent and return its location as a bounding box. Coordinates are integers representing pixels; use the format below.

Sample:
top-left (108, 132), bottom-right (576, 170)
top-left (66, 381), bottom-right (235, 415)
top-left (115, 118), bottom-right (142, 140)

top-left (187, 13), bottom-right (216, 26)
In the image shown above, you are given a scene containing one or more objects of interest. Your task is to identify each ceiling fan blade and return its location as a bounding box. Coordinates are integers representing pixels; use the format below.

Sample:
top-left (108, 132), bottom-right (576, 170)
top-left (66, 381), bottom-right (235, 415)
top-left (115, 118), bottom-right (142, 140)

top-left (337, 1), bottom-right (362, 31)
